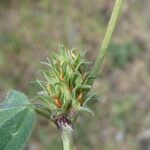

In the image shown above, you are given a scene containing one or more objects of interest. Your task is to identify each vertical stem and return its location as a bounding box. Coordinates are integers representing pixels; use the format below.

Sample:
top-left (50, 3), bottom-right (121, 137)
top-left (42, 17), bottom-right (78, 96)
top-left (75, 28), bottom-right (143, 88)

top-left (89, 0), bottom-right (124, 85)
top-left (61, 128), bottom-right (73, 150)
top-left (55, 116), bottom-right (74, 150)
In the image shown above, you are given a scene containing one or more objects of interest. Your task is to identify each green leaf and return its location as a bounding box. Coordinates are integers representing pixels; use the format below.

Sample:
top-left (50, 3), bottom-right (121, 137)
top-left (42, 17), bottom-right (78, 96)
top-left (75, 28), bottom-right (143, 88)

top-left (83, 94), bottom-right (101, 106)
top-left (0, 90), bottom-right (36, 150)
top-left (72, 101), bottom-right (94, 116)
top-left (79, 106), bottom-right (95, 116)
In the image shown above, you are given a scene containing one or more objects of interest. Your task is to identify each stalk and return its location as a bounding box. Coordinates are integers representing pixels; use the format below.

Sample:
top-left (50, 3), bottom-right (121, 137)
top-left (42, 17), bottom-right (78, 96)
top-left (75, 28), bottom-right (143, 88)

top-left (89, 0), bottom-right (124, 85)
top-left (61, 128), bottom-right (73, 150)
top-left (55, 116), bottom-right (74, 150)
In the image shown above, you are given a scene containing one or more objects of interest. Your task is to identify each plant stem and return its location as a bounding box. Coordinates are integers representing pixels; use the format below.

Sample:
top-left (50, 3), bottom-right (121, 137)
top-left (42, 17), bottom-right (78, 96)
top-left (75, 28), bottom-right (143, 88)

top-left (61, 128), bottom-right (73, 150)
top-left (89, 0), bottom-right (124, 85)
top-left (55, 116), bottom-right (74, 150)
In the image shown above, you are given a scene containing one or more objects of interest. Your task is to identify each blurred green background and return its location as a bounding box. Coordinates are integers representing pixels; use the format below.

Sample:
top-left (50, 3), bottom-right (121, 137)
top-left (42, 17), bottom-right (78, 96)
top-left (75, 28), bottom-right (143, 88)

top-left (0, 0), bottom-right (150, 150)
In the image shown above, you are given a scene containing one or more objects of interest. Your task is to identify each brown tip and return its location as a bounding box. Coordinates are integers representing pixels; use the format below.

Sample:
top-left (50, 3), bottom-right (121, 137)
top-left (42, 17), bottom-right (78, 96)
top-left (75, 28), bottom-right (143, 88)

top-left (53, 97), bottom-right (62, 108)
top-left (77, 92), bottom-right (83, 103)
top-left (47, 84), bottom-right (51, 92)
top-left (60, 71), bottom-right (64, 80)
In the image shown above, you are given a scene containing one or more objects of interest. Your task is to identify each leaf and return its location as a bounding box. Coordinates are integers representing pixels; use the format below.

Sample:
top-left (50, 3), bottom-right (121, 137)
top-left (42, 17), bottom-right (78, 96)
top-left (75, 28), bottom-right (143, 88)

top-left (83, 94), bottom-right (101, 106)
top-left (36, 79), bottom-right (47, 91)
top-left (79, 106), bottom-right (95, 116)
top-left (72, 101), bottom-right (94, 116)
top-left (32, 95), bottom-right (56, 110)
top-left (0, 90), bottom-right (36, 150)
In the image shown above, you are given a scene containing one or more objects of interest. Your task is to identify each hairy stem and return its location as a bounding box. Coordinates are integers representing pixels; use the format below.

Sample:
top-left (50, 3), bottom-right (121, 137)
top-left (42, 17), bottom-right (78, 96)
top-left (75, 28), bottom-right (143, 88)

top-left (55, 116), bottom-right (74, 150)
top-left (89, 0), bottom-right (124, 84)
top-left (61, 128), bottom-right (73, 150)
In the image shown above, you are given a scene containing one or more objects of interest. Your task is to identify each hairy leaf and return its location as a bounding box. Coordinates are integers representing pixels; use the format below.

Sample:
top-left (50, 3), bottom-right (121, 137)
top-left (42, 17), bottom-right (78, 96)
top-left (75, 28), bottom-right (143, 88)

top-left (0, 90), bottom-right (36, 150)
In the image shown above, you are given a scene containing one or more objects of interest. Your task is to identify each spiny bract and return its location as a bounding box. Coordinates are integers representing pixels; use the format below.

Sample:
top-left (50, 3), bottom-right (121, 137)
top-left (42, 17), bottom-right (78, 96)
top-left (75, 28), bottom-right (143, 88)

top-left (35, 45), bottom-right (98, 122)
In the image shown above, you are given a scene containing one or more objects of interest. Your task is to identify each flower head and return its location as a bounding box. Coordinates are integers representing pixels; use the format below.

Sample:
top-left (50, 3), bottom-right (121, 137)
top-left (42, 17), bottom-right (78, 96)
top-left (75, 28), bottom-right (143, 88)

top-left (35, 45), bottom-right (98, 122)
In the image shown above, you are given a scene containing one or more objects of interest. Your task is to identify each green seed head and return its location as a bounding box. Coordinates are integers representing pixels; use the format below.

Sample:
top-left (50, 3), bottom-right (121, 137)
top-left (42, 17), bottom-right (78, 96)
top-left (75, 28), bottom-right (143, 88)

top-left (35, 45), bottom-right (98, 122)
